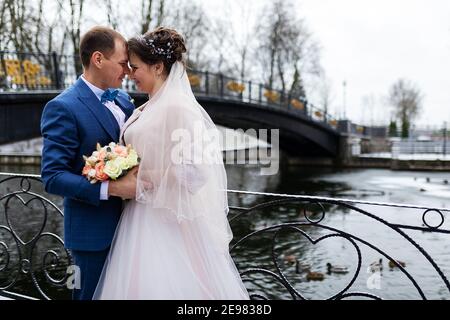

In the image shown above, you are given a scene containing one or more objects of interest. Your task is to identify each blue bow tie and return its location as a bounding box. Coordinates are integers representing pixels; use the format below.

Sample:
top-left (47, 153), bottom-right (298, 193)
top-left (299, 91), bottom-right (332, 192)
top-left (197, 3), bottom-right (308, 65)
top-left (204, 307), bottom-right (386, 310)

top-left (101, 88), bottom-right (119, 104)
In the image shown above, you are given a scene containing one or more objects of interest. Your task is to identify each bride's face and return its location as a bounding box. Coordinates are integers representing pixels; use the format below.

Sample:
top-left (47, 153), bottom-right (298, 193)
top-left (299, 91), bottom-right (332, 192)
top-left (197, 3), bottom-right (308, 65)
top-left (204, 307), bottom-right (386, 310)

top-left (129, 53), bottom-right (163, 94)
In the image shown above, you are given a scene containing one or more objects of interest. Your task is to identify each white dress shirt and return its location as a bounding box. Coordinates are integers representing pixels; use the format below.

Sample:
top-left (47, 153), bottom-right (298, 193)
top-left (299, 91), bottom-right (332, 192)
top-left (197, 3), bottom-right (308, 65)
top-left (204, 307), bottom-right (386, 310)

top-left (80, 75), bottom-right (126, 200)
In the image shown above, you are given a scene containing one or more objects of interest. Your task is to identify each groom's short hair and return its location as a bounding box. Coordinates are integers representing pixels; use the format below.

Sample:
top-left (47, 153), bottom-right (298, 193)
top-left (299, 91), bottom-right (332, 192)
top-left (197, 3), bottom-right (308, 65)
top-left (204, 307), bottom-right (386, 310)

top-left (80, 26), bottom-right (126, 68)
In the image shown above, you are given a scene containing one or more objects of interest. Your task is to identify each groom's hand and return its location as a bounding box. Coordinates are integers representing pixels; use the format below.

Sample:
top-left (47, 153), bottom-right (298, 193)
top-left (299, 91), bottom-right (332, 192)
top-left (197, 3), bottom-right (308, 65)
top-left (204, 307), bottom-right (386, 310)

top-left (108, 166), bottom-right (139, 200)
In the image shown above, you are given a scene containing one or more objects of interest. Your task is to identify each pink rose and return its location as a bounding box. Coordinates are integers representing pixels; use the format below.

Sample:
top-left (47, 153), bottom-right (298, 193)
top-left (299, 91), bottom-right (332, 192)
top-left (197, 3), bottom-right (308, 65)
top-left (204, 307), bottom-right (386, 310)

top-left (98, 149), bottom-right (107, 161)
top-left (82, 165), bottom-right (92, 176)
top-left (94, 161), bottom-right (109, 181)
top-left (114, 145), bottom-right (128, 157)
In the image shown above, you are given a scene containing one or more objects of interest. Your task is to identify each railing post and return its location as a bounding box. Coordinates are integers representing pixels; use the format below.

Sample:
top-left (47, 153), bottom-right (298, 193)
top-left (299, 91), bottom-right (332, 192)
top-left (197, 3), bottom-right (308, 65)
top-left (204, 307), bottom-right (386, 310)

top-left (219, 74), bottom-right (224, 97)
top-left (259, 84), bottom-right (263, 104)
top-left (443, 121), bottom-right (447, 158)
top-left (205, 71), bottom-right (209, 95)
top-left (248, 81), bottom-right (252, 103)
top-left (1, 103), bottom-right (6, 144)
top-left (52, 51), bottom-right (62, 90)
top-left (0, 51), bottom-right (6, 90)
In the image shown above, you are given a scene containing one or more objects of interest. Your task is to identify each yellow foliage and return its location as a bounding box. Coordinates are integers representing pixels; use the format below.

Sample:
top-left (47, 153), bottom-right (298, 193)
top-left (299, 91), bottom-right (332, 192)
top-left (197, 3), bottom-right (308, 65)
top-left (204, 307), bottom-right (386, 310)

top-left (188, 74), bottom-right (201, 87)
top-left (5, 60), bottom-right (21, 76)
top-left (264, 90), bottom-right (279, 103)
top-left (314, 111), bottom-right (323, 118)
top-left (22, 60), bottom-right (41, 75)
top-left (290, 99), bottom-right (304, 110)
top-left (226, 81), bottom-right (245, 93)
top-left (38, 76), bottom-right (52, 86)
top-left (12, 75), bottom-right (25, 85)
top-left (4, 58), bottom-right (51, 87)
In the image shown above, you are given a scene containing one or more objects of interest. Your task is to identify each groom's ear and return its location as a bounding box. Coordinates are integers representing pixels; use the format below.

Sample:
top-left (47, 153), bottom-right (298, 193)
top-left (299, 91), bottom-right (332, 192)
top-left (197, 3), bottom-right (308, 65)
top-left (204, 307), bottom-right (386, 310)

top-left (91, 51), bottom-right (104, 69)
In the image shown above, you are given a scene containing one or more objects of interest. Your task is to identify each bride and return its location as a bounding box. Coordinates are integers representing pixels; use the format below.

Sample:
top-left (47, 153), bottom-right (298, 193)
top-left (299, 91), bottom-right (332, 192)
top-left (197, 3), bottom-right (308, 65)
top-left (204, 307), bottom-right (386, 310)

top-left (93, 27), bottom-right (249, 300)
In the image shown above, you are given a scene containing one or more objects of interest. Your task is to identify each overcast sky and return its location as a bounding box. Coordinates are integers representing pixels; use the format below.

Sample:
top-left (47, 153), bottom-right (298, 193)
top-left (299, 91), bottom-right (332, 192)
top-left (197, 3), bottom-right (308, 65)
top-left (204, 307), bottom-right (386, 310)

top-left (300, 0), bottom-right (450, 127)
top-left (203, 0), bottom-right (450, 127)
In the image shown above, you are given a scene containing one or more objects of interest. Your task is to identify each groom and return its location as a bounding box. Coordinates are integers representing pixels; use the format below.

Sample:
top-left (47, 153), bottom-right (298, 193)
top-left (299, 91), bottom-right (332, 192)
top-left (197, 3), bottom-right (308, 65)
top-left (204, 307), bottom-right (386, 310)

top-left (41, 26), bottom-right (136, 300)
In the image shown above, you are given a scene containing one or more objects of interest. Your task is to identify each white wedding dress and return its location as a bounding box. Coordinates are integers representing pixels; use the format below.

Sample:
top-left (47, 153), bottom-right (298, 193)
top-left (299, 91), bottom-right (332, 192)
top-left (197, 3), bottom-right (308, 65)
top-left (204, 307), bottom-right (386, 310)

top-left (93, 62), bottom-right (249, 300)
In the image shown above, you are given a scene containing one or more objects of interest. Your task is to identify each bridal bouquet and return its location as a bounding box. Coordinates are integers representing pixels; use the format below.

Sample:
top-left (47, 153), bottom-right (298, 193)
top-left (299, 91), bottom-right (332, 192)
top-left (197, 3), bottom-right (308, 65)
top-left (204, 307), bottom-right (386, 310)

top-left (82, 142), bottom-right (140, 184)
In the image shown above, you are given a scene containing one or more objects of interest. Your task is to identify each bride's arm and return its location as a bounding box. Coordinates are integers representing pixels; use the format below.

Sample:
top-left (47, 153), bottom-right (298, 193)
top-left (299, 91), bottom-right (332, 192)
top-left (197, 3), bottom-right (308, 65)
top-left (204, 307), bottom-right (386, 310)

top-left (173, 162), bottom-right (208, 194)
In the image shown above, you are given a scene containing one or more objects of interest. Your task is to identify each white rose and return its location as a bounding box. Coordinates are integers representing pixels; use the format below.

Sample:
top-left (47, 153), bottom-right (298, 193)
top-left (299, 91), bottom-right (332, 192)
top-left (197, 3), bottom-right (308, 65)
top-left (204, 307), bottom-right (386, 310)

top-left (125, 150), bottom-right (139, 168)
top-left (88, 169), bottom-right (96, 178)
top-left (103, 160), bottom-right (122, 180)
top-left (87, 156), bottom-right (98, 165)
top-left (113, 157), bottom-right (129, 171)
top-left (107, 152), bottom-right (117, 161)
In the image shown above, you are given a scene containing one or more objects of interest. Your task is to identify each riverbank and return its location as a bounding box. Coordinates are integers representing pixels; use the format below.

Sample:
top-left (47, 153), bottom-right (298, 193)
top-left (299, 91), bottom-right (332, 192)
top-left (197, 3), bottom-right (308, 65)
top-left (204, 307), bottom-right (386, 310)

top-left (3, 153), bottom-right (450, 172)
top-left (2, 137), bottom-right (450, 171)
top-left (288, 154), bottom-right (450, 171)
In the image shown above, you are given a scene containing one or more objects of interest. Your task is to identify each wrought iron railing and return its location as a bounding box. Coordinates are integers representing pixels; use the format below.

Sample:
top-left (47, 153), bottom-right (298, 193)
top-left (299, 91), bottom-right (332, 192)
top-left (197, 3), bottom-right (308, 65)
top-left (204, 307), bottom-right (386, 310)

top-left (1, 172), bottom-right (449, 300)
top-left (0, 173), bottom-right (70, 300)
top-left (0, 51), bottom-right (78, 91)
top-left (0, 51), bottom-right (338, 129)
top-left (391, 140), bottom-right (450, 158)
top-left (357, 140), bottom-right (450, 161)
top-left (227, 190), bottom-right (450, 300)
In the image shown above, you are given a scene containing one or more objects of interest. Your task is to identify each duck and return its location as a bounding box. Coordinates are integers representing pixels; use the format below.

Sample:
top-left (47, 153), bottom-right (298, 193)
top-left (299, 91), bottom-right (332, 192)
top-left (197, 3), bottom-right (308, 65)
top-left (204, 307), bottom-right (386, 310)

top-left (369, 258), bottom-right (383, 272)
top-left (388, 259), bottom-right (406, 269)
top-left (283, 254), bottom-right (296, 264)
top-left (306, 271), bottom-right (325, 281)
top-left (326, 263), bottom-right (349, 274)
top-left (295, 260), bottom-right (311, 274)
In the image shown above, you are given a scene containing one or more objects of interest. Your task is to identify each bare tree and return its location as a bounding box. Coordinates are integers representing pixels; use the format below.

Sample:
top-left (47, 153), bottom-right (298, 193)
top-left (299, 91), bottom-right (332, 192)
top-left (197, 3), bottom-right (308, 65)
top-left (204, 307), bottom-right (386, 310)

top-left (27, 0), bottom-right (69, 83)
top-left (388, 78), bottom-right (424, 137)
top-left (166, 0), bottom-right (210, 69)
top-left (317, 76), bottom-right (334, 117)
top-left (4, 0), bottom-right (34, 52)
top-left (222, 0), bottom-right (257, 80)
top-left (0, 0), bottom-right (71, 87)
top-left (156, 0), bottom-right (165, 26)
top-left (103, 0), bottom-right (120, 30)
top-left (257, 0), bottom-right (321, 96)
top-left (67, 0), bottom-right (85, 75)
top-left (139, 0), bottom-right (166, 34)
top-left (126, 0), bottom-right (210, 69)
top-left (31, 0), bottom-right (67, 54)
top-left (140, 0), bottom-right (153, 34)
top-left (0, 0), bottom-right (10, 50)
top-left (208, 18), bottom-right (232, 73)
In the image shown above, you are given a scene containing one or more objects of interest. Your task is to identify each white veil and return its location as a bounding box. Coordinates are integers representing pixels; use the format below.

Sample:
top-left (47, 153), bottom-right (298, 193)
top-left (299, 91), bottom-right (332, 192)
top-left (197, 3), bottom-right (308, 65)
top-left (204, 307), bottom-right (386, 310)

top-left (93, 62), bottom-right (250, 300)
top-left (132, 61), bottom-right (232, 252)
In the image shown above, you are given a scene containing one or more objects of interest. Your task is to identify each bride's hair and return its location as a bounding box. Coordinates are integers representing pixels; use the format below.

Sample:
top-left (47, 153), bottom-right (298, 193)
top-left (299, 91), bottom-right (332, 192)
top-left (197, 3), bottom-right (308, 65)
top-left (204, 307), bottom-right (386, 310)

top-left (128, 27), bottom-right (187, 75)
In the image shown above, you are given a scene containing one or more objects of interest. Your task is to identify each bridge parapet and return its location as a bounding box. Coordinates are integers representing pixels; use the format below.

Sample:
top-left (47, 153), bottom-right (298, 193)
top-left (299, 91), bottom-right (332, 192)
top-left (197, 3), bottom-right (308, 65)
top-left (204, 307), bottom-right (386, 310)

top-left (1, 51), bottom-right (339, 128)
top-left (1, 172), bottom-right (449, 300)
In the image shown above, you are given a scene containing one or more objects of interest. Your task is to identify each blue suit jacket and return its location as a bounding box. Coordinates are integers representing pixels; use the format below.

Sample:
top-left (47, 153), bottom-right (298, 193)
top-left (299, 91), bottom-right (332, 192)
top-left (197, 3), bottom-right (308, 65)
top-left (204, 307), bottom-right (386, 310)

top-left (40, 78), bottom-right (135, 251)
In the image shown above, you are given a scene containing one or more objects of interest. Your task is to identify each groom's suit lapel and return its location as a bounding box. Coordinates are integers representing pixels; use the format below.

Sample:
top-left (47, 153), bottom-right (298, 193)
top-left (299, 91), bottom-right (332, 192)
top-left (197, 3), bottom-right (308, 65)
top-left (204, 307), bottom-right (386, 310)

top-left (115, 94), bottom-right (134, 121)
top-left (75, 78), bottom-right (118, 141)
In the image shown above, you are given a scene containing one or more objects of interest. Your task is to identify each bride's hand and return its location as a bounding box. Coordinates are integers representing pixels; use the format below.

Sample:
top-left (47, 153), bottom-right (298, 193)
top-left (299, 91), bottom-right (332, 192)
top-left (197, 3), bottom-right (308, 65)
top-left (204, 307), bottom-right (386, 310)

top-left (136, 168), bottom-right (154, 191)
top-left (108, 166), bottom-right (139, 200)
